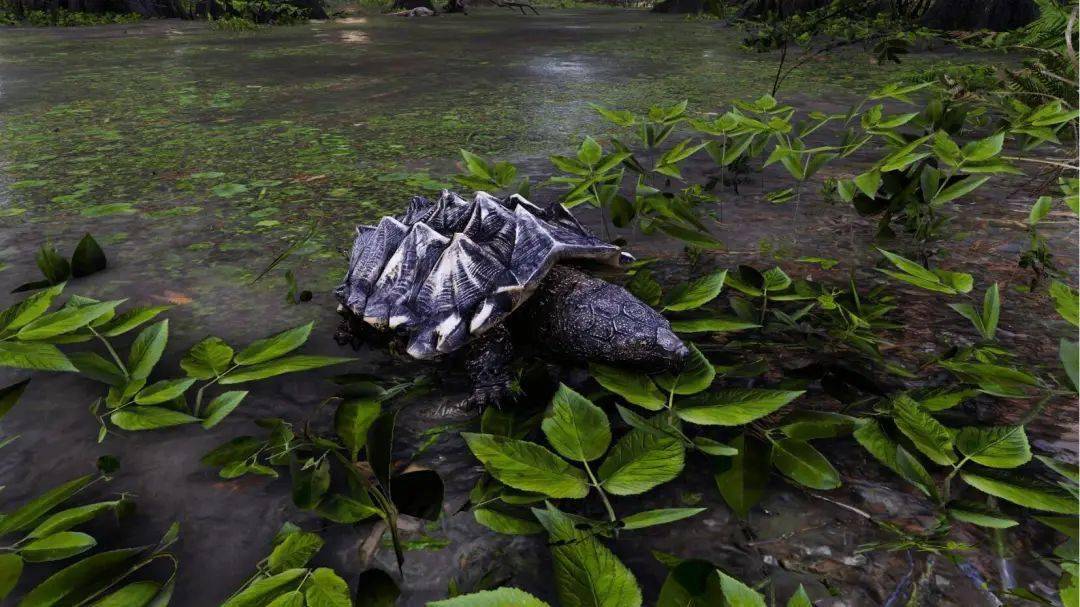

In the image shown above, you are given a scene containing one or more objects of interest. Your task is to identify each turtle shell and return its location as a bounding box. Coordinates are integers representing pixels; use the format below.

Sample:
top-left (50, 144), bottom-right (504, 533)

top-left (336, 190), bottom-right (630, 359)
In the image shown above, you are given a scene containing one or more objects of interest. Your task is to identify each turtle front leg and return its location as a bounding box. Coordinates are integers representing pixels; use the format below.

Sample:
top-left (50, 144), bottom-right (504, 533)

top-left (464, 324), bottom-right (515, 411)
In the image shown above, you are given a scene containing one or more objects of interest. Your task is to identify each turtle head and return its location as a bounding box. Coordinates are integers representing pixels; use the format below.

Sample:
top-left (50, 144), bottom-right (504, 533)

top-left (656, 325), bottom-right (691, 373)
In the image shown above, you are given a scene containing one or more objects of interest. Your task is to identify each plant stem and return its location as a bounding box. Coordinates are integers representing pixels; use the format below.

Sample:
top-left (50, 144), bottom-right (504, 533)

top-left (90, 327), bottom-right (129, 378)
top-left (583, 460), bottom-right (617, 524)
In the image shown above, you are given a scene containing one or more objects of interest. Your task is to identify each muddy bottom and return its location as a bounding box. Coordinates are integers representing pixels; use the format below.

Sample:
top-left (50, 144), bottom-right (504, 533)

top-left (0, 8), bottom-right (1076, 606)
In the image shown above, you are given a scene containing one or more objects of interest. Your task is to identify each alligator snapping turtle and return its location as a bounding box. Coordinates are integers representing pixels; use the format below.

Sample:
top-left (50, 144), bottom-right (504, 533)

top-left (334, 190), bottom-right (689, 410)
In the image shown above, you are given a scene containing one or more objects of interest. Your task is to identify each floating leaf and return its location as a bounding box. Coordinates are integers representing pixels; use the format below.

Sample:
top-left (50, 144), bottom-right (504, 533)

top-left (713, 435), bottom-right (770, 518)
top-left (598, 429), bottom-right (684, 496)
top-left (462, 433), bottom-right (589, 499)
top-left (20, 531), bottom-right (97, 562)
top-left (961, 472), bottom-right (1078, 514)
top-left (219, 355), bottom-right (354, 384)
top-left (111, 407), bottom-right (199, 431)
top-left (267, 530), bottom-right (324, 573)
top-left (770, 438), bottom-right (841, 490)
top-left (674, 389), bottom-right (803, 426)
top-left (621, 508), bottom-right (705, 530)
top-left (202, 391), bottom-right (249, 429)
top-left (234, 322), bottom-right (312, 365)
top-left (70, 234), bottom-right (107, 278)
top-left (181, 336), bottom-right (234, 379)
top-left (955, 426), bottom-right (1031, 469)
top-left (542, 384), bottom-right (611, 462)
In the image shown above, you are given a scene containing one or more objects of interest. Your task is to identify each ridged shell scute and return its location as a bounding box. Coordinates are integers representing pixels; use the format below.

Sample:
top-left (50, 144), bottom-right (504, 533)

top-left (335, 190), bottom-right (628, 359)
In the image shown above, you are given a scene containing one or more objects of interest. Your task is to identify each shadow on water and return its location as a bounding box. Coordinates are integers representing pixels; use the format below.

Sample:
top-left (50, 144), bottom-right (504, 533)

top-left (0, 9), bottom-right (1075, 605)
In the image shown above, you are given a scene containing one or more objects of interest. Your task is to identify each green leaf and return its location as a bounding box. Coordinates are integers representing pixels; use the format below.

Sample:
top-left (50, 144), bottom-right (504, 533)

top-left (854, 170), bottom-right (882, 198)
top-left (127, 320), bottom-right (168, 381)
top-left (717, 569), bottom-right (766, 607)
top-left (98, 306), bottom-right (169, 338)
top-left (35, 245), bottom-right (70, 284)
top-left (16, 300), bottom-right (124, 340)
top-left (778, 411), bottom-right (856, 440)
top-left (0, 378), bottom-right (30, 420)
top-left (948, 503), bottom-right (1018, 529)
top-left (577, 136), bottom-right (604, 167)
top-left (180, 336), bottom-right (234, 379)
top-left (460, 150), bottom-right (493, 180)
top-left (542, 384), bottom-right (611, 461)
top-left (0, 474), bottom-right (94, 536)
top-left (852, 419), bottom-right (936, 497)
top-left (674, 389), bottom-right (803, 426)
top-left (590, 364), bottom-right (665, 410)
top-left (955, 426), bottom-right (1031, 469)
top-left (267, 530), bottom-right (324, 573)
top-left (17, 546), bottom-right (145, 607)
top-left (962, 132), bottom-right (1004, 162)
top-left (291, 458), bottom-right (330, 510)
top-left (1050, 281), bottom-right (1079, 327)
top-left (598, 429), bottom-right (684, 496)
top-left (111, 407), bottom-right (199, 431)
top-left (20, 531), bottom-right (97, 562)
top-left (656, 344), bottom-right (715, 395)
top-left (1036, 454), bottom-right (1080, 483)
top-left (0, 341), bottom-right (76, 372)
top-left (1060, 339), bottom-right (1078, 392)
top-left (669, 317), bottom-right (759, 333)
top-left (202, 391), bottom-right (249, 429)
top-left (662, 270), bottom-right (727, 311)
top-left (28, 501), bottom-right (125, 538)
top-left (68, 352), bottom-right (124, 386)
top-left (961, 472), bottom-right (1078, 514)
top-left (235, 322), bottom-right (313, 365)
top-left (657, 559), bottom-right (723, 607)
top-left (219, 355), bottom-right (353, 384)
top-left (70, 234), bottom-right (107, 278)
top-left (134, 378), bottom-right (196, 405)
top-left (334, 398), bottom-right (380, 461)
top-left (0, 283), bottom-right (65, 332)
top-left (892, 395), bottom-right (956, 466)
top-left (220, 569), bottom-right (308, 607)
top-left (770, 438), bottom-right (840, 490)
top-left (304, 568), bottom-right (351, 607)
top-left (1029, 196), bottom-right (1053, 225)
top-left (931, 175), bottom-right (990, 206)
top-left (533, 504), bottom-right (642, 607)
top-left (0, 554), bottom-right (23, 600)
top-left (429, 588), bottom-right (551, 607)
top-left (692, 437), bottom-right (738, 456)
top-left (462, 433), bottom-right (589, 498)
top-left (92, 581), bottom-right (164, 607)
top-left (713, 435), bottom-right (770, 518)
top-left (473, 508), bottom-right (544, 536)
top-left (786, 586), bottom-right (812, 607)
top-left (876, 249), bottom-right (955, 294)
top-left (620, 508), bottom-right (705, 530)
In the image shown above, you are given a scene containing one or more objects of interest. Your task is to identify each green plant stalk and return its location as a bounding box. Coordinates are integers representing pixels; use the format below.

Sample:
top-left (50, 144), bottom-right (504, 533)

top-left (582, 459), bottom-right (617, 525)
top-left (89, 327), bottom-right (129, 378)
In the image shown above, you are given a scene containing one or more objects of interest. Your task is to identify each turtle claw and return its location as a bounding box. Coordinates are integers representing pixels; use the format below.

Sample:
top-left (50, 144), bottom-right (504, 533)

top-left (465, 384), bottom-right (514, 412)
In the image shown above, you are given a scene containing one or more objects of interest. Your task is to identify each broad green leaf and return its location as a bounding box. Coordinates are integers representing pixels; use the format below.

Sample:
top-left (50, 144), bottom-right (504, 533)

top-left (304, 568), bottom-right (351, 607)
top-left (98, 306), bottom-right (170, 337)
top-left (892, 396), bottom-right (956, 465)
top-left (316, 494), bottom-right (380, 524)
top-left (779, 411), bottom-right (856, 440)
top-left (127, 320), bottom-right (168, 381)
top-left (1060, 339), bottom-right (1079, 392)
top-left (533, 504), bottom-right (642, 607)
top-left (0, 474), bottom-right (94, 536)
top-left (220, 569), bottom-right (308, 607)
top-left (1029, 196), bottom-right (1053, 225)
top-left (267, 530), bottom-right (324, 573)
top-left (1036, 454), bottom-right (1080, 483)
top-left (180, 336), bottom-right (234, 379)
top-left (266, 591), bottom-right (305, 607)
top-left (16, 300), bottom-right (124, 341)
top-left (578, 136), bottom-right (603, 166)
top-left (134, 378), bottom-right (196, 405)
top-left (0, 341), bottom-right (76, 372)
top-left (1050, 281), bottom-right (1079, 327)
top-left (713, 435), bottom-right (770, 518)
top-left (590, 364), bottom-right (665, 410)
top-left (674, 389), bottom-right (803, 426)
top-left (29, 501), bottom-right (124, 538)
top-left (68, 352), bottom-right (125, 386)
top-left (219, 355), bottom-right (353, 384)
top-left (460, 150), bottom-right (492, 180)
top-left (474, 508), bottom-right (543, 536)
top-left (962, 132), bottom-right (1004, 162)
top-left (202, 391), bottom-right (249, 429)
top-left (717, 569), bottom-right (766, 607)
top-left (0, 554), bottom-right (22, 600)
top-left (656, 344), bottom-right (715, 395)
top-left (662, 270), bottom-right (727, 311)
top-left (620, 507), bottom-right (705, 530)
top-left (17, 546), bottom-right (145, 607)
top-left (70, 234), bottom-right (107, 278)
top-left (657, 559), bottom-right (723, 607)
top-left (542, 384), bottom-right (611, 461)
top-left (956, 426), bottom-right (1031, 469)
top-left (961, 472), bottom-right (1078, 514)
top-left (235, 322), bottom-right (313, 365)
top-left (598, 429), bottom-right (684, 495)
top-left (854, 170), bottom-right (882, 197)
top-left (877, 249), bottom-right (944, 284)
top-left (878, 269), bottom-right (957, 294)
top-left (291, 458), bottom-right (330, 510)
top-left (931, 175), bottom-right (990, 206)
top-left (334, 398), bottom-right (380, 460)
top-left (462, 433), bottom-right (588, 498)
top-left (0, 283), bottom-right (65, 332)
top-left (20, 531), bottom-right (97, 562)
top-left (762, 267), bottom-right (792, 291)
top-left (429, 588), bottom-right (551, 607)
top-left (692, 437), bottom-right (738, 456)
top-left (669, 318), bottom-right (759, 333)
top-left (770, 438), bottom-right (840, 490)
top-left (981, 284), bottom-right (1000, 339)
top-left (111, 407), bottom-right (199, 431)
top-left (852, 420), bottom-right (935, 497)
top-left (948, 503), bottom-right (1018, 529)
top-left (0, 378), bottom-right (30, 420)
top-left (91, 581), bottom-right (164, 607)
top-left (786, 586), bottom-right (812, 607)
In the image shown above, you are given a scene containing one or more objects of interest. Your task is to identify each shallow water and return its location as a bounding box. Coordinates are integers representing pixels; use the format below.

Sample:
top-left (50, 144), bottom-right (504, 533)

top-left (0, 9), bottom-right (1076, 606)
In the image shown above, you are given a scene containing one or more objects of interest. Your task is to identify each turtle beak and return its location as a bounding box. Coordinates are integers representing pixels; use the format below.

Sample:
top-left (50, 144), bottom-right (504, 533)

top-left (657, 327), bottom-right (690, 372)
